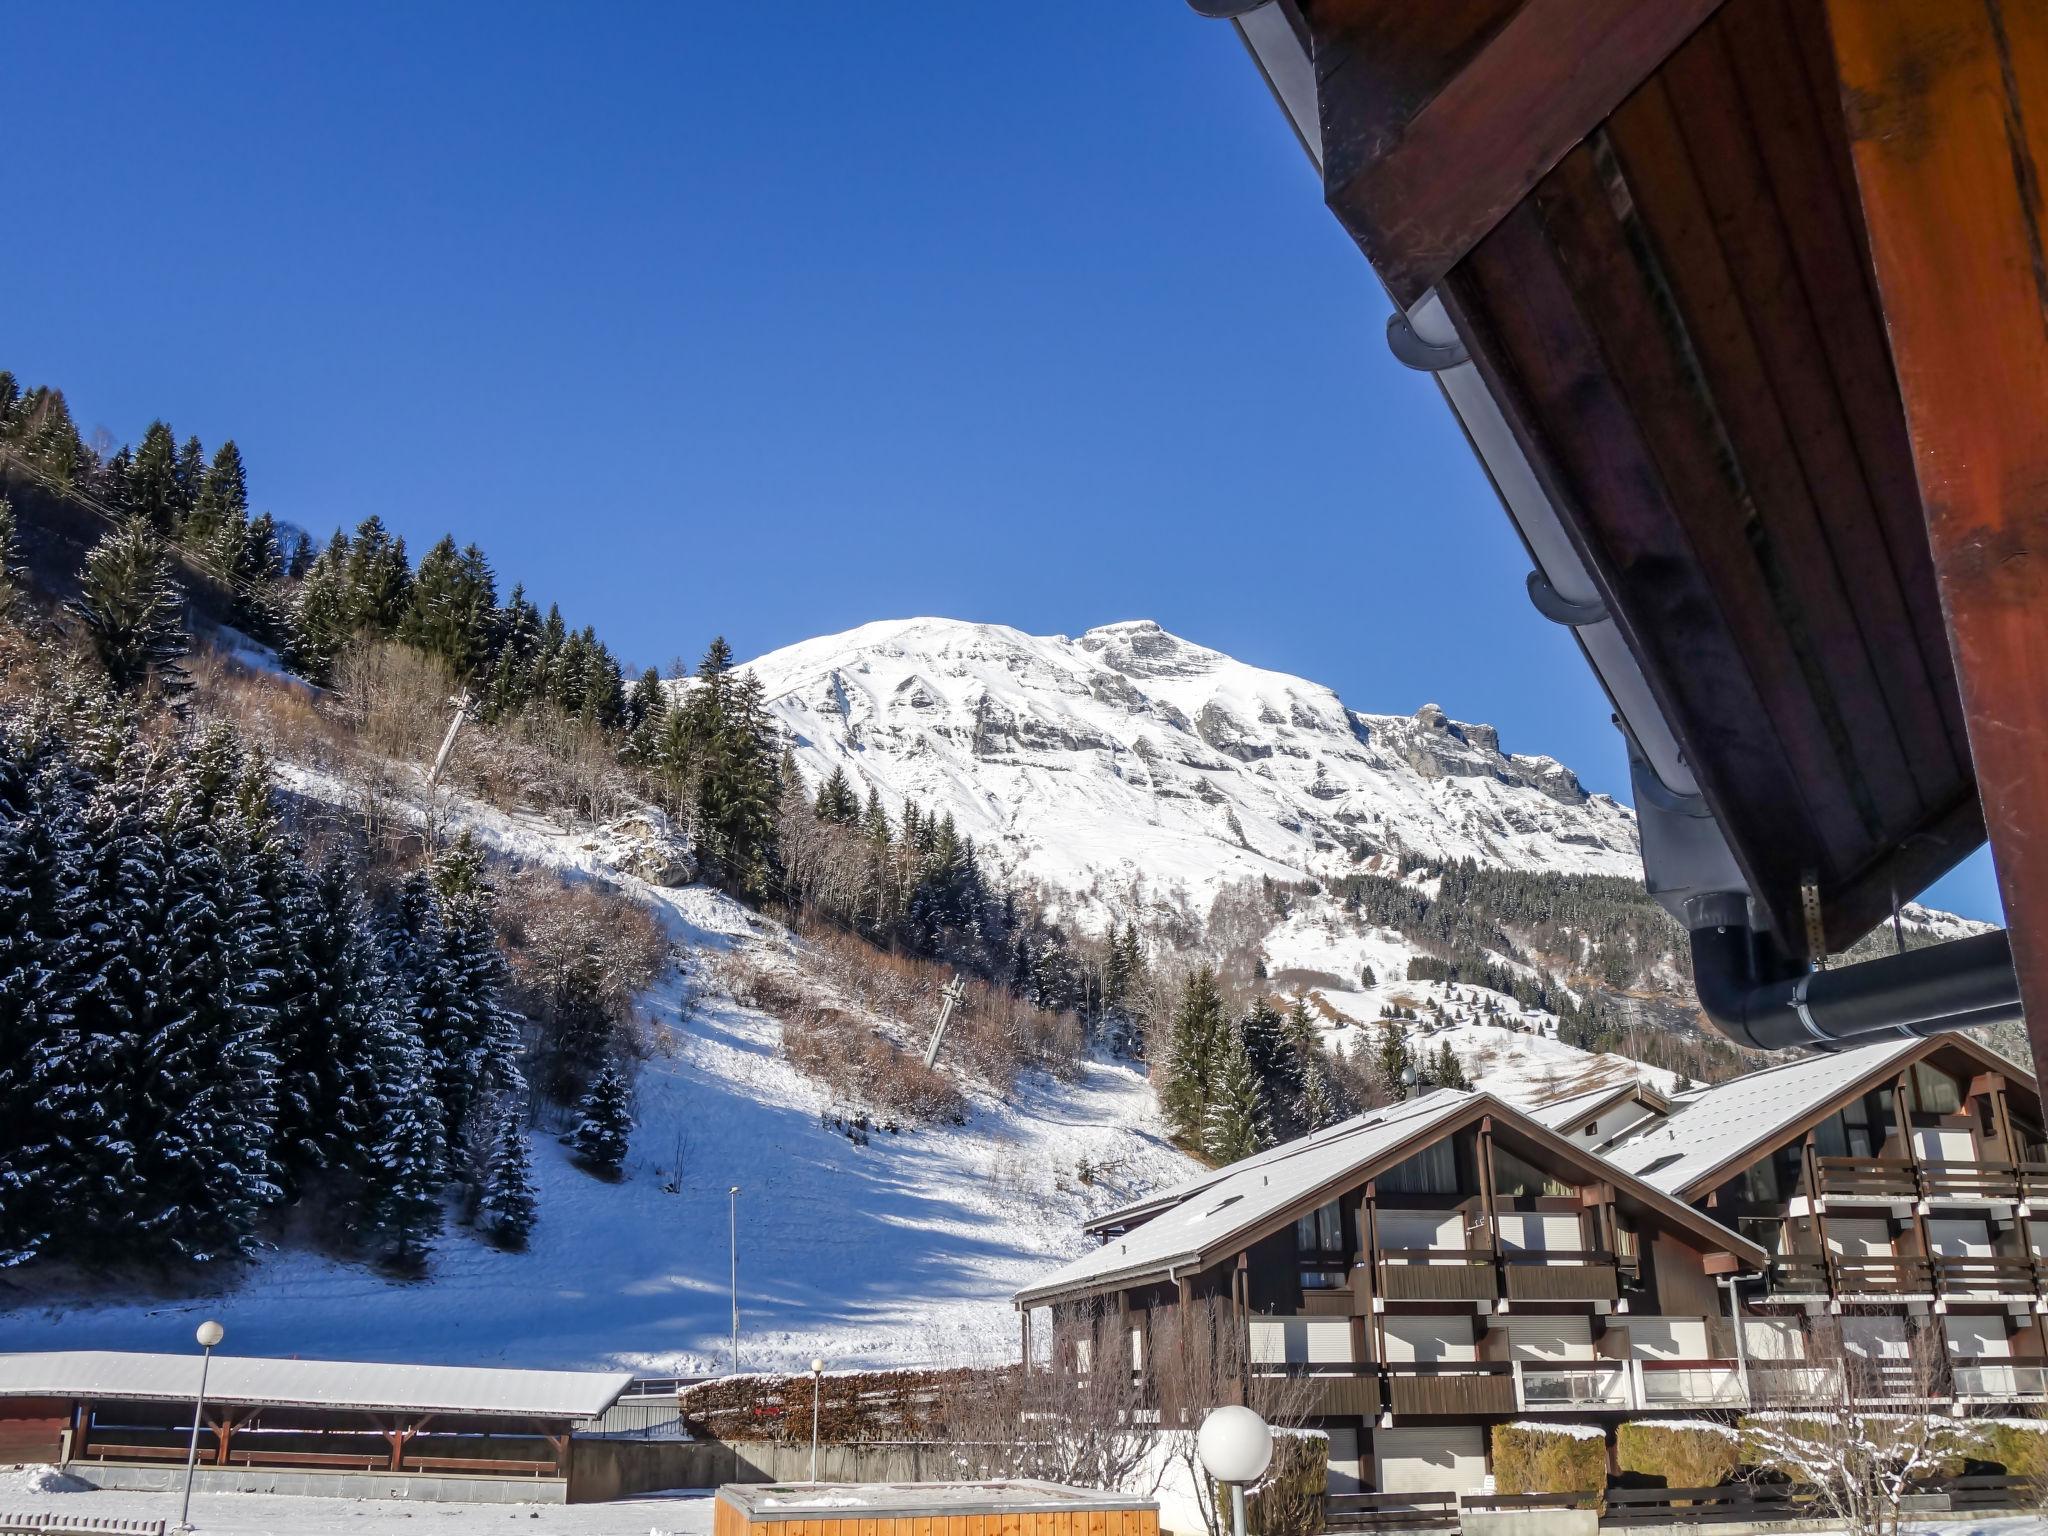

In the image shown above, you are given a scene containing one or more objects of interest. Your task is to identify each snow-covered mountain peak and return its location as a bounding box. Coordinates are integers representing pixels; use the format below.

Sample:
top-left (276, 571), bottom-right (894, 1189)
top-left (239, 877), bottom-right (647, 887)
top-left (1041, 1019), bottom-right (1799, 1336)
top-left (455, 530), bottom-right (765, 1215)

top-left (745, 617), bottom-right (1641, 922)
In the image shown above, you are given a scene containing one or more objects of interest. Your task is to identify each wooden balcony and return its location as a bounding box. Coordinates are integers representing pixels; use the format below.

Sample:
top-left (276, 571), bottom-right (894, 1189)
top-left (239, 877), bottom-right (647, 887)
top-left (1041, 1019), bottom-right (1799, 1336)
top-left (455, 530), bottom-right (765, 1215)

top-left (1377, 1251), bottom-right (1496, 1303)
top-left (1832, 1255), bottom-right (1935, 1295)
top-left (1814, 1157), bottom-right (1919, 1201)
top-left (1765, 1255), bottom-right (1831, 1297)
top-left (1934, 1254), bottom-right (2039, 1297)
top-left (1502, 1252), bottom-right (1618, 1302)
top-left (1818, 1156), bottom-right (2036, 1206)
top-left (1253, 1365), bottom-right (1381, 1418)
top-left (1384, 1363), bottom-right (1516, 1416)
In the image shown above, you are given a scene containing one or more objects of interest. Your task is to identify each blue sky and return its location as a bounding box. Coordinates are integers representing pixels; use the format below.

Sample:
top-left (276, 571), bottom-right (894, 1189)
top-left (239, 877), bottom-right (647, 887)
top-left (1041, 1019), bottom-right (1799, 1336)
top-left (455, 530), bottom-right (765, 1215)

top-left (2, 2), bottom-right (2001, 922)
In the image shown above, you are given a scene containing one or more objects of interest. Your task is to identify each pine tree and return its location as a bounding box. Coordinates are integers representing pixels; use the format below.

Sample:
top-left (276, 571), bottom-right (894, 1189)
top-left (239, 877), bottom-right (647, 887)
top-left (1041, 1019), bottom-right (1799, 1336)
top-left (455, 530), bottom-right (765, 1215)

top-left (285, 532), bottom-right (353, 683)
top-left (1160, 966), bottom-right (1228, 1147)
top-left (0, 498), bottom-right (25, 617)
top-left (343, 516), bottom-right (412, 634)
top-left (190, 440), bottom-right (248, 542)
top-left (476, 1107), bottom-right (538, 1250)
top-left (127, 421), bottom-right (181, 532)
top-left (1428, 1042), bottom-right (1470, 1091)
top-left (293, 851), bottom-right (388, 1198)
top-left (68, 520), bottom-right (190, 694)
top-left (814, 766), bottom-right (859, 824)
top-left (1376, 1017), bottom-right (1415, 1101)
top-left (1294, 1052), bottom-right (1341, 1135)
top-left (174, 435), bottom-right (206, 525)
top-left (1359, 963), bottom-right (1377, 989)
top-left (364, 1002), bottom-right (445, 1275)
top-left (573, 1063), bottom-right (632, 1179)
top-left (1203, 1023), bottom-right (1269, 1163)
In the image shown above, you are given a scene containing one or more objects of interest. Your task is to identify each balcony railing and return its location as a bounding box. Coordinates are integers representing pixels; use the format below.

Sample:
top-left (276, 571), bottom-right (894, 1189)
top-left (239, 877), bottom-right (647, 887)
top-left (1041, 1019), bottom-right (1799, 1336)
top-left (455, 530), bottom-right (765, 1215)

top-left (1954, 1361), bottom-right (2048, 1401)
top-left (1501, 1251), bottom-right (1619, 1302)
top-left (1383, 1362), bottom-right (1515, 1416)
top-left (1377, 1249), bottom-right (1496, 1303)
top-left (1816, 1157), bottom-right (2048, 1206)
top-left (1635, 1360), bottom-right (1745, 1409)
top-left (1515, 1361), bottom-right (1632, 1411)
top-left (1831, 1254), bottom-right (1936, 1294)
top-left (1933, 1254), bottom-right (2039, 1296)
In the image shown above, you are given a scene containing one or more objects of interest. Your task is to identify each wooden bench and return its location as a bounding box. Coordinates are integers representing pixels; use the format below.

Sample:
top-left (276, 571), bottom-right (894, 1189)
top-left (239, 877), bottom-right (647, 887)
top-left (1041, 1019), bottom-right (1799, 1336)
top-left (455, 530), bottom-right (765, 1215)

top-left (403, 1455), bottom-right (557, 1478)
top-left (227, 1449), bottom-right (387, 1470)
top-left (78, 1443), bottom-right (189, 1462)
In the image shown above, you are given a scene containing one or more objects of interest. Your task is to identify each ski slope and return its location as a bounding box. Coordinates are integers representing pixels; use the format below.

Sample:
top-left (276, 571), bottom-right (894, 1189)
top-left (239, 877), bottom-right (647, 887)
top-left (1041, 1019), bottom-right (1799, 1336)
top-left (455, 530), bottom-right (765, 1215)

top-left (0, 779), bottom-right (1195, 1375)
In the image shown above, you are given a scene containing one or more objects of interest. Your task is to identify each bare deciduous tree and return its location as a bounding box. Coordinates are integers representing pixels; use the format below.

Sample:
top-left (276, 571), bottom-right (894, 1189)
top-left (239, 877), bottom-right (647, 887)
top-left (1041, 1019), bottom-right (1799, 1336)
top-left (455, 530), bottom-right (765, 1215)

top-left (1743, 1315), bottom-right (1971, 1536)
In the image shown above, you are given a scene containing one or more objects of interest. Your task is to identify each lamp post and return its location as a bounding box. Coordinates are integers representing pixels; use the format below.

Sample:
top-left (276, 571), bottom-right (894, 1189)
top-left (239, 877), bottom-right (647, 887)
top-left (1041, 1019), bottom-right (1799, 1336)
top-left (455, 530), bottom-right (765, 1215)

top-left (728, 1185), bottom-right (741, 1375)
top-left (1197, 1405), bottom-right (1272, 1536)
top-left (809, 1357), bottom-right (825, 1483)
top-left (178, 1320), bottom-right (224, 1532)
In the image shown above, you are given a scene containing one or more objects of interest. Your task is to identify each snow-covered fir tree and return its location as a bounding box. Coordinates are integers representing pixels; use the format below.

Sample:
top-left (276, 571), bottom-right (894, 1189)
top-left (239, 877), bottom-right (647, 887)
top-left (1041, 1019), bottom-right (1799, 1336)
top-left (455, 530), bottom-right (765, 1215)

top-left (66, 519), bottom-right (189, 694)
top-left (476, 1107), bottom-right (538, 1250)
top-left (1203, 1023), bottom-right (1269, 1164)
top-left (572, 1063), bottom-right (632, 1180)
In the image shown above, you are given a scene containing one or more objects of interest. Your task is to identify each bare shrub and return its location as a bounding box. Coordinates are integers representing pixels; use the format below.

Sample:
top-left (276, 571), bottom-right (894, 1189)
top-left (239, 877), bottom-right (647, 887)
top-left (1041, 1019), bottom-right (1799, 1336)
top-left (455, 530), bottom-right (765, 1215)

top-left (497, 865), bottom-right (668, 1099)
top-left (1742, 1317), bottom-right (1973, 1536)
top-left (782, 999), bottom-right (966, 1128)
top-left (332, 638), bottom-right (453, 762)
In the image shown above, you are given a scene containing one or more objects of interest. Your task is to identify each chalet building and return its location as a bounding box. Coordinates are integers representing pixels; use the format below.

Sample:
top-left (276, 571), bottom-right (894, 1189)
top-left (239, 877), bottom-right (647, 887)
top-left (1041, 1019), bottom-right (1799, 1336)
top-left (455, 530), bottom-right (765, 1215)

top-left (1013, 1091), bottom-right (1765, 1496)
top-left (1601, 1034), bottom-right (2048, 1412)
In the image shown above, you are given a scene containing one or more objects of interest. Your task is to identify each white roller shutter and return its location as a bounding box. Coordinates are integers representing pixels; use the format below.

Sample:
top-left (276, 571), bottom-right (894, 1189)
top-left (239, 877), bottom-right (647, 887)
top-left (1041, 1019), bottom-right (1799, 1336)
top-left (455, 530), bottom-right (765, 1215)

top-left (1926, 1219), bottom-right (1993, 1257)
top-left (1326, 1427), bottom-right (1363, 1496)
top-left (1744, 1317), bottom-right (1806, 1362)
top-left (2031, 1221), bottom-right (2048, 1259)
top-left (1498, 1315), bottom-right (1594, 1361)
top-left (1250, 1317), bottom-right (1355, 1365)
top-left (1374, 1425), bottom-right (1486, 1494)
top-left (1826, 1219), bottom-right (1894, 1256)
top-left (1915, 1127), bottom-right (1976, 1162)
top-left (1628, 1316), bottom-right (1709, 1359)
top-left (1376, 1210), bottom-right (1466, 1257)
top-left (1841, 1315), bottom-right (1910, 1359)
top-left (1381, 1313), bottom-right (1476, 1363)
top-left (1944, 1315), bottom-right (2012, 1357)
top-left (1497, 1211), bottom-right (1584, 1257)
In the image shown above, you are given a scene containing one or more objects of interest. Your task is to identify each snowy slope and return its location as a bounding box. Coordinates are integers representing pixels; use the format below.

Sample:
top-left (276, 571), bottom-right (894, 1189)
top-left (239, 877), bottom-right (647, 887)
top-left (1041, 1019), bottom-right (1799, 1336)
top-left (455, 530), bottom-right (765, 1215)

top-left (0, 779), bottom-right (1195, 1375)
top-left (745, 618), bottom-right (1640, 923)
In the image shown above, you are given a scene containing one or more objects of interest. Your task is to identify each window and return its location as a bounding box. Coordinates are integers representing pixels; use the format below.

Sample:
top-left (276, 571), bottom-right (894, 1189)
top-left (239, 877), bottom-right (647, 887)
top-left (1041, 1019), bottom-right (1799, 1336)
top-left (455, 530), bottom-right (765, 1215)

top-left (1295, 1200), bottom-right (1343, 1254)
top-left (1584, 1124), bottom-right (1599, 1137)
top-left (1638, 1152), bottom-right (1684, 1177)
top-left (1379, 1140), bottom-right (1460, 1195)
top-left (1493, 1145), bottom-right (1572, 1198)
top-left (1910, 1063), bottom-right (1963, 1116)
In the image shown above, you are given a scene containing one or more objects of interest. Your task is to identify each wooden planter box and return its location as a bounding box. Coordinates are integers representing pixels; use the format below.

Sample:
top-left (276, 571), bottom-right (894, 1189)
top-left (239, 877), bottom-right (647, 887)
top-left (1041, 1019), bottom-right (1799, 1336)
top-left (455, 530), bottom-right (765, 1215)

top-left (716, 1482), bottom-right (1161, 1536)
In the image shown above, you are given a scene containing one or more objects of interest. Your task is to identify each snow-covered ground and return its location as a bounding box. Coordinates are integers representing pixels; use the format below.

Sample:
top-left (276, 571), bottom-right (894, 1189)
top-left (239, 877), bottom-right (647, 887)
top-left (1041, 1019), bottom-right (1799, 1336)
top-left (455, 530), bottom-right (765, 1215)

top-left (0, 1467), bottom-right (713, 1534)
top-left (743, 617), bottom-right (1643, 927)
top-left (0, 777), bottom-right (1195, 1375)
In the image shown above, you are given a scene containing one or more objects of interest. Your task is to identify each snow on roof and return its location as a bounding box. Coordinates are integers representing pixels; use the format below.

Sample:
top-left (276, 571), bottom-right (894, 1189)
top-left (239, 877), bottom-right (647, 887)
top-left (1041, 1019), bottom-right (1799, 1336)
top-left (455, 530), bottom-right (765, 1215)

top-left (1019, 1092), bottom-right (1473, 1304)
top-left (0, 1351), bottom-right (633, 1420)
top-left (1601, 1038), bottom-right (1923, 1196)
top-left (1528, 1081), bottom-right (1644, 1130)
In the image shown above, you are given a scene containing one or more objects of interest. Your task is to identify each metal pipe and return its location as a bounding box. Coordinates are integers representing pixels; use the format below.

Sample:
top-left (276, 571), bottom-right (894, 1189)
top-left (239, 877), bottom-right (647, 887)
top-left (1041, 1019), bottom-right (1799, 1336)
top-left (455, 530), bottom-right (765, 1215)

top-left (1688, 913), bottom-right (2020, 1052)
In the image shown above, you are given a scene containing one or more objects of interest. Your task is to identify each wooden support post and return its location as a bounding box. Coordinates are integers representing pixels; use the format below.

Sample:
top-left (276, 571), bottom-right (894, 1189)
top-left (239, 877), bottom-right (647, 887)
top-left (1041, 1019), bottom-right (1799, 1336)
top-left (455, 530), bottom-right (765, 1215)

top-left (1020, 1307), bottom-right (1032, 1373)
top-left (69, 1401), bottom-right (88, 1462)
top-left (1826, 0), bottom-right (2048, 1079)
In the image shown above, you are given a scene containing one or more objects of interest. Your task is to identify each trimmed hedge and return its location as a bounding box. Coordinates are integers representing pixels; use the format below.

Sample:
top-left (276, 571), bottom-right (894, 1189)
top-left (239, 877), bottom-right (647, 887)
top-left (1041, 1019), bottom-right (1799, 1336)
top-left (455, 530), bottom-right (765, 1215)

top-left (678, 1366), bottom-right (985, 1443)
top-left (1616, 1422), bottom-right (1738, 1490)
top-left (1492, 1423), bottom-right (1606, 1495)
top-left (1979, 1420), bottom-right (2048, 1479)
top-left (1215, 1431), bottom-right (1328, 1536)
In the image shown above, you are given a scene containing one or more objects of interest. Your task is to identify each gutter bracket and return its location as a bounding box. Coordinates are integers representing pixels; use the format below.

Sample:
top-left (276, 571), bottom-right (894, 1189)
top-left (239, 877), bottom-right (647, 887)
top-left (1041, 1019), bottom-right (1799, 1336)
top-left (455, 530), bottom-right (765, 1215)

top-left (1526, 568), bottom-right (1610, 628)
top-left (1387, 309), bottom-right (1471, 372)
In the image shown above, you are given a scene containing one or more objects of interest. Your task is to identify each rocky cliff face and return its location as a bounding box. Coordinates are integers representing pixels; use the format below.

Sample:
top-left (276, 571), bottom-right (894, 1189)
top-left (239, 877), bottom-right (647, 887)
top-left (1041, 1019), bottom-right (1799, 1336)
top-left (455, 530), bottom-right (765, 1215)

top-left (740, 617), bottom-right (1640, 921)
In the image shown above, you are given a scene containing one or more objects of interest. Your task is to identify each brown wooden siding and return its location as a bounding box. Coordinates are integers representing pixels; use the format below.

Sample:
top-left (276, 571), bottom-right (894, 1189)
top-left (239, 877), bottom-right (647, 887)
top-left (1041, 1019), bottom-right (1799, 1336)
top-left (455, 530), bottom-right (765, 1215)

top-left (1442, 0), bottom-right (1979, 960)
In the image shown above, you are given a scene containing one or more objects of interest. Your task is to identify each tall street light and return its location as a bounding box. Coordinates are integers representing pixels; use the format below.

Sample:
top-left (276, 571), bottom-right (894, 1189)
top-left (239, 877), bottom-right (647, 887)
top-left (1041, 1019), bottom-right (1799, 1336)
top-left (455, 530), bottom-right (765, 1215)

top-left (178, 1319), bottom-right (224, 1532)
top-left (809, 1357), bottom-right (825, 1483)
top-left (728, 1185), bottom-right (741, 1375)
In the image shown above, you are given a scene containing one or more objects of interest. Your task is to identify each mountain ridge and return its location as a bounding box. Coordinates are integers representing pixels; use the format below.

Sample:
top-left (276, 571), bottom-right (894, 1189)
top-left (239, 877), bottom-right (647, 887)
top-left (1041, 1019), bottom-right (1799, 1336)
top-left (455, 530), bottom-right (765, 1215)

top-left (740, 615), bottom-right (1641, 924)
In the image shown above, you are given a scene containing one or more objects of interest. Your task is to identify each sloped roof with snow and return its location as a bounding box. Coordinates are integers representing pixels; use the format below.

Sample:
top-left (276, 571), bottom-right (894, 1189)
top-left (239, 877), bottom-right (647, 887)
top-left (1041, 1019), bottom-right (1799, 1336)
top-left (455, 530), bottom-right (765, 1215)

top-left (0, 1351), bottom-right (632, 1420)
top-left (1601, 1039), bottom-right (1924, 1197)
top-left (1528, 1080), bottom-right (1669, 1134)
top-left (1021, 1093), bottom-right (1473, 1304)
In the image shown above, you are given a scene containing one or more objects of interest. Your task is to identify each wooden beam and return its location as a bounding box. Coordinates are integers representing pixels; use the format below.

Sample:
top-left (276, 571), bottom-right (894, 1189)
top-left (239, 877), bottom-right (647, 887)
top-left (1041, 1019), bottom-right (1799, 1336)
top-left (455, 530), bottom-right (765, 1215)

top-left (1315, 0), bottom-right (1726, 306)
top-left (1825, 0), bottom-right (2048, 1074)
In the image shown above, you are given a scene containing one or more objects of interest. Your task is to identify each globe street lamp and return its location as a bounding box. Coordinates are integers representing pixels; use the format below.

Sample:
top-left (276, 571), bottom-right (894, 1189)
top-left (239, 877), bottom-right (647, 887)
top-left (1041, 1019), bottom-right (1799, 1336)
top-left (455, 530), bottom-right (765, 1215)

top-left (178, 1320), bottom-right (224, 1532)
top-left (728, 1185), bottom-right (742, 1375)
top-left (809, 1357), bottom-right (825, 1483)
top-left (1197, 1405), bottom-right (1272, 1536)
